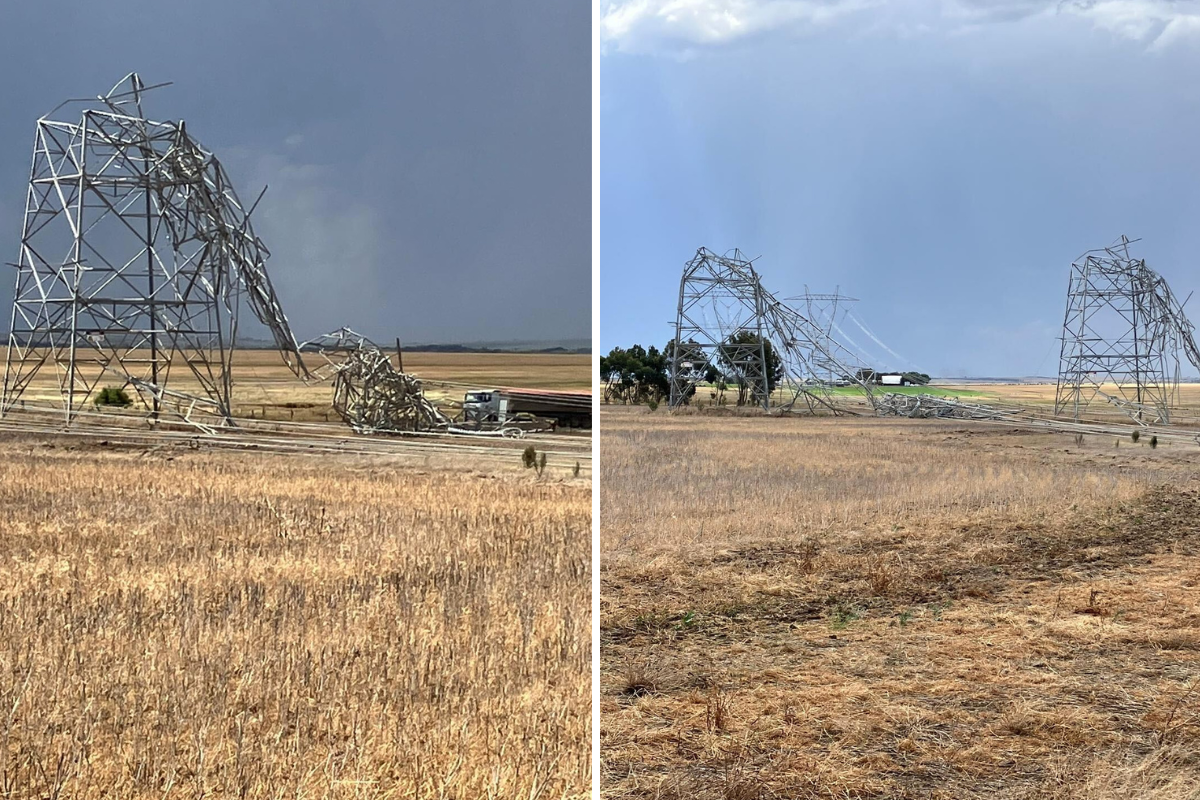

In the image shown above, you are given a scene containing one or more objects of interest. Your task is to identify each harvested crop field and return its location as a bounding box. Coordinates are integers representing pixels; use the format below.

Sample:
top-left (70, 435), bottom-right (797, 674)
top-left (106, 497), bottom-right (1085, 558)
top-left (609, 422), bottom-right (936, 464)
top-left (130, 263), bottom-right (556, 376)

top-left (0, 347), bottom-right (591, 422)
top-left (0, 436), bottom-right (591, 799)
top-left (600, 406), bottom-right (1200, 799)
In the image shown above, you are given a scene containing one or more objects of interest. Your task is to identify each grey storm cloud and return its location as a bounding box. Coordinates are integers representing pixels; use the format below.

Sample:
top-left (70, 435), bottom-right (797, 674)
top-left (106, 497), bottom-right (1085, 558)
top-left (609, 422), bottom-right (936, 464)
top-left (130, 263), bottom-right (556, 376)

top-left (0, 0), bottom-right (590, 346)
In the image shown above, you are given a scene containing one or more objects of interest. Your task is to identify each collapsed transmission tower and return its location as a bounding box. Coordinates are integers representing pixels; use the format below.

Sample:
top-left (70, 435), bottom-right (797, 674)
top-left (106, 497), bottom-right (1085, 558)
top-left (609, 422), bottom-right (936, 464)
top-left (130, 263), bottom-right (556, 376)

top-left (301, 328), bottom-right (451, 434)
top-left (669, 249), bottom-right (771, 408)
top-left (1055, 236), bottom-right (1200, 424)
top-left (668, 247), bottom-right (875, 413)
top-left (790, 288), bottom-right (915, 379)
top-left (791, 290), bottom-right (856, 387)
top-left (2, 74), bottom-right (306, 426)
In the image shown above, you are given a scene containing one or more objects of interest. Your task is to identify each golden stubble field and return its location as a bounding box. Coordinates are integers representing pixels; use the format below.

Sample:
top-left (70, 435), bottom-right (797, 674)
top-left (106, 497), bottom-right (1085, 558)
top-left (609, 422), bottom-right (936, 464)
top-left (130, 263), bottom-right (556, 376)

top-left (600, 406), bottom-right (1200, 799)
top-left (939, 382), bottom-right (1200, 418)
top-left (0, 437), bottom-right (591, 799)
top-left (1, 348), bottom-right (591, 421)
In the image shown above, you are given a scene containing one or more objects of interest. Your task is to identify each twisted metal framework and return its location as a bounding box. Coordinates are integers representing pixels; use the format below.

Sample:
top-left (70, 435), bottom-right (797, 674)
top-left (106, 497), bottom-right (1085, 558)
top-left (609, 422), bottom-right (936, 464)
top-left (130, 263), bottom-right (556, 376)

top-left (668, 247), bottom-right (875, 412)
top-left (876, 392), bottom-right (1003, 420)
top-left (669, 249), bottom-right (770, 407)
top-left (787, 290), bottom-right (856, 384)
top-left (2, 74), bottom-right (305, 426)
top-left (301, 328), bottom-right (451, 434)
top-left (1055, 236), bottom-right (1200, 424)
top-left (789, 288), bottom-right (915, 379)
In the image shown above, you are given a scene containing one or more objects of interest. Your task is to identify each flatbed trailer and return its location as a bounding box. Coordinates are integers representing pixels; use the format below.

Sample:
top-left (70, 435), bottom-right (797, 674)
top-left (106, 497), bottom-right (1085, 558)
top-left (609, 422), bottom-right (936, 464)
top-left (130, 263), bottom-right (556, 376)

top-left (461, 388), bottom-right (591, 429)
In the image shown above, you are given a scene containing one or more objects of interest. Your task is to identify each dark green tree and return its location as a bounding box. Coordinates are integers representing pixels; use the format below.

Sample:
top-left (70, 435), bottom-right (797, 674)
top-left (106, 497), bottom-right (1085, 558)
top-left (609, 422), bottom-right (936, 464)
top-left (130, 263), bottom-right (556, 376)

top-left (718, 331), bottom-right (784, 406)
top-left (600, 345), bottom-right (670, 404)
top-left (662, 338), bottom-right (719, 404)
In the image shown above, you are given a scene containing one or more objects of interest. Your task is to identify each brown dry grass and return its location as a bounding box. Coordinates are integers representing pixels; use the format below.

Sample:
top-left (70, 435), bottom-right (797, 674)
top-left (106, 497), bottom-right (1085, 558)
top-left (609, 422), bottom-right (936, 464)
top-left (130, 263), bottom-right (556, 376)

top-left (938, 382), bottom-right (1200, 420)
top-left (0, 436), bottom-right (590, 799)
top-left (1, 348), bottom-right (590, 422)
top-left (600, 407), bottom-right (1200, 799)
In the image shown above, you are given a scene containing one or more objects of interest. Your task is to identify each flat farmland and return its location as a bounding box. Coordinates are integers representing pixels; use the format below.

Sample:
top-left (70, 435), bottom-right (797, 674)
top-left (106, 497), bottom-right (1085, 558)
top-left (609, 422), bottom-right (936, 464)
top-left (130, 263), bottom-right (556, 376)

top-left (935, 382), bottom-right (1200, 419)
top-left (0, 435), bottom-right (591, 799)
top-left (600, 406), bottom-right (1200, 799)
top-left (668, 382), bottom-right (1200, 423)
top-left (1, 348), bottom-right (590, 421)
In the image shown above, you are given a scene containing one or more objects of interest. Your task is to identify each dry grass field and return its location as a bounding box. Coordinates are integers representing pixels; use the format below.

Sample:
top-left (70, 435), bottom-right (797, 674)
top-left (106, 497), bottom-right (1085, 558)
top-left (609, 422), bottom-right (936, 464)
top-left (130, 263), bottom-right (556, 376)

top-left (0, 436), bottom-right (590, 799)
top-left (1, 348), bottom-right (591, 422)
top-left (936, 382), bottom-right (1200, 422)
top-left (601, 406), bottom-right (1200, 799)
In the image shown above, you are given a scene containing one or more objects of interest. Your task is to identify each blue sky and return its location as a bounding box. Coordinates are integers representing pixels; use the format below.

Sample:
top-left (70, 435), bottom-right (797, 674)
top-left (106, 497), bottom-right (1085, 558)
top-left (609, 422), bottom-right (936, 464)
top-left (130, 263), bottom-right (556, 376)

top-left (0, 1), bottom-right (589, 346)
top-left (599, 0), bottom-right (1200, 376)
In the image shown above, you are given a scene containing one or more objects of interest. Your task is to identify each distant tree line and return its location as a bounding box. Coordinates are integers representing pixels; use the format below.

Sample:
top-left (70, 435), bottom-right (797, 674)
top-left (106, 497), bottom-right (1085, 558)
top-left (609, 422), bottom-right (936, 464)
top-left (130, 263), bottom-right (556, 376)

top-left (599, 332), bottom-right (783, 406)
top-left (599, 344), bottom-right (669, 404)
top-left (602, 335), bottom-right (931, 405)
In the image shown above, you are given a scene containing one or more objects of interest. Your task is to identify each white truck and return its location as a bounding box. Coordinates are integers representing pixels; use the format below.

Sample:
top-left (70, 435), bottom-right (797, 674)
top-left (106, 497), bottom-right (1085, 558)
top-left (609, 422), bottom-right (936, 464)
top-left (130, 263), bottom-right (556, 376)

top-left (461, 388), bottom-right (591, 430)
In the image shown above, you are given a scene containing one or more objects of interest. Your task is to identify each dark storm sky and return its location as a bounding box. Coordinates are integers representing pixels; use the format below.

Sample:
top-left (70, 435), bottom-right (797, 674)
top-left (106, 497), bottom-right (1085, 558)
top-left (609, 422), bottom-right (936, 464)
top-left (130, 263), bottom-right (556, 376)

top-left (0, 0), bottom-right (590, 345)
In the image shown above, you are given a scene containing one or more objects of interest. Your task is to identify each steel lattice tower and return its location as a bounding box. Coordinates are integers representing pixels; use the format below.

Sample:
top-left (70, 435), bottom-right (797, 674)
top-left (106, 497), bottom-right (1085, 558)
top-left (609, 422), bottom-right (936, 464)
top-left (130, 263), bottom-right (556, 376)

top-left (668, 247), bottom-right (877, 413)
top-left (2, 74), bottom-right (305, 425)
top-left (1055, 236), bottom-right (1200, 424)
top-left (669, 248), bottom-right (771, 409)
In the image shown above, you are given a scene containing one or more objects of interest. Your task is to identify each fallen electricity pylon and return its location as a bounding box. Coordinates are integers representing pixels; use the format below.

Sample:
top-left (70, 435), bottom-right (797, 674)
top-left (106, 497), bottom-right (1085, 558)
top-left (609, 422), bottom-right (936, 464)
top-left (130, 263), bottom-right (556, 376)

top-left (300, 328), bottom-right (452, 434)
top-left (1, 73), bottom-right (306, 428)
top-left (875, 393), bottom-right (1004, 420)
top-left (300, 328), bottom-right (547, 437)
top-left (1055, 236), bottom-right (1200, 425)
top-left (668, 247), bottom-right (878, 413)
top-left (879, 391), bottom-right (1200, 447)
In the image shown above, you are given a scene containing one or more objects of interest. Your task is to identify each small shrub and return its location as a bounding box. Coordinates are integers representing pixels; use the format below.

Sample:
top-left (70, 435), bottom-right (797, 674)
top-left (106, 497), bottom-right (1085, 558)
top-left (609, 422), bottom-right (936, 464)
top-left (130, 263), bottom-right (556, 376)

top-left (830, 603), bottom-right (861, 630)
top-left (1131, 430), bottom-right (1141, 444)
top-left (706, 688), bottom-right (730, 732)
top-left (536, 452), bottom-right (547, 477)
top-left (93, 386), bottom-right (132, 407)
top-left (621, 662), bottom-right (657, 697)
top-left (522, 445), bottom-right (537, 469)
top-left (865, 553), bottom-right (894, 596)
top-left (647, 399), bottom-right (659, 412)
top-left (573, 461), bottom-right (581, 478)
top-left (798, 536), bottom-right (820, 575)
top-left (1150, 435), bottom-right (1158, 449)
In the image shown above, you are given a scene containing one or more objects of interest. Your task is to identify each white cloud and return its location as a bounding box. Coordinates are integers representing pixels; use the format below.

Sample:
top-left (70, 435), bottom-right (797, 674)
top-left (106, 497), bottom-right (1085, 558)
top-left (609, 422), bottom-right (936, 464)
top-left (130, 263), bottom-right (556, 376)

top-left (1065, 0), bottom-right (1168, 39)
top-left (600, 0), bottom-right (1200, 53)
top-left (1150, 12), bottom-right (1200, 48)
top-left (600, 0), bottom-right (878, 53)
top-left (941, 0), bottom-right (1054, 23)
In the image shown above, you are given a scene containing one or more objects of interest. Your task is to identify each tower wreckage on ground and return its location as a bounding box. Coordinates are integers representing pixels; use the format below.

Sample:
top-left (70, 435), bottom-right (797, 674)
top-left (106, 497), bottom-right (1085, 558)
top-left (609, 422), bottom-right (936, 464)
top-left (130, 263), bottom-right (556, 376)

top-left (0, 75), bottom-right (504, 438)
top-left (665, 238), bottom-right (1200, 431)
top-left (300, 328), bottom-right (452, 434)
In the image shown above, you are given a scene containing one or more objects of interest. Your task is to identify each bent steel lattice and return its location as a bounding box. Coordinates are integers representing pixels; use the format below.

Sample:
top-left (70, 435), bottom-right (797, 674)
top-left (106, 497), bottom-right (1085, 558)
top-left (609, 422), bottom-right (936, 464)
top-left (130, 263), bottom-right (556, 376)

top-left (668, 247), bottom-right (876, 413)
top-left (1055, 236), bottom-right (1200, 424)
top-left (2, 74), bottom-right (306, 426)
